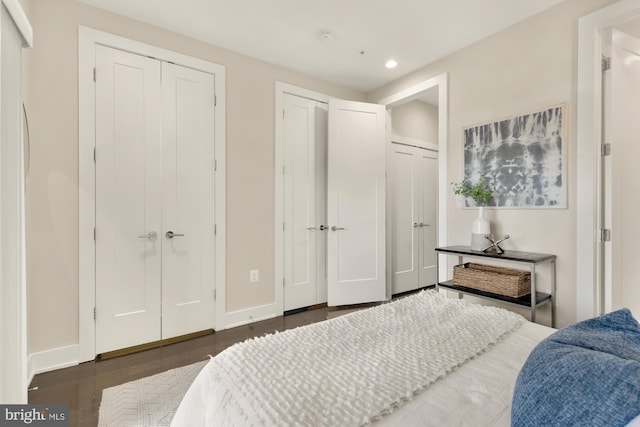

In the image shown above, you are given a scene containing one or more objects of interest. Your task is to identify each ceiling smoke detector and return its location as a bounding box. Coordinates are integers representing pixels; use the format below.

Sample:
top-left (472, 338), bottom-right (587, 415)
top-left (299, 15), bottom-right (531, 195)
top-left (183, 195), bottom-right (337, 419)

top-left (319, 31), bottom-right (334, 42)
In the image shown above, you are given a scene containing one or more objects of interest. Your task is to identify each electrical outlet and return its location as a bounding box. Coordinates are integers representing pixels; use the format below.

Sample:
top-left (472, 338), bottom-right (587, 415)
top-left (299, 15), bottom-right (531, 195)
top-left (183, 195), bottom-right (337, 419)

top-left (249, 269), bottom-right (259, 283)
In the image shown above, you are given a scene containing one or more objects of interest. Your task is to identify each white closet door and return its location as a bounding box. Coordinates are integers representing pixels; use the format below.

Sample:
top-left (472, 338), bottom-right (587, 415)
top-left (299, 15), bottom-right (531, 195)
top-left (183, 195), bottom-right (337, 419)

top-left (283, 94), bottom-right (321, 311)
top-left (389, 144), bottom-right (438, 294)
top-left (327, 99), bottom-right (386, 306)
top-left (161, 63), bottom-right (216, 338)
top-left (418, 150), bottom-right (438, 286)
top-left (605, 29), bottom-right (640, 318)
top-left (95, 45), bottom-right (162, 353)
top-left (390, 144), bottom-right (419, 294)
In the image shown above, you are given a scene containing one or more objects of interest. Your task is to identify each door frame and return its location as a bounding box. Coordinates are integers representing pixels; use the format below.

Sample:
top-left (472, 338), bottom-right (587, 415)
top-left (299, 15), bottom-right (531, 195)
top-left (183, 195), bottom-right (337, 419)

top-left (78, 27), bottom-right (226, 362)
top-left (274, 82), bottom-right (330, 314)
top-left (377, 73), bottom-right (449, 290)
top-left (576, 0), bottom-right (640, 321)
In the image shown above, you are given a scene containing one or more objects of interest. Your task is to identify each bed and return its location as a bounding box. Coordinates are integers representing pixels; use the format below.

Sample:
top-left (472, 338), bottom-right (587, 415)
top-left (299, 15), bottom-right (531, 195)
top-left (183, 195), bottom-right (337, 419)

top-left (171, 290), bottom-right (640, 427)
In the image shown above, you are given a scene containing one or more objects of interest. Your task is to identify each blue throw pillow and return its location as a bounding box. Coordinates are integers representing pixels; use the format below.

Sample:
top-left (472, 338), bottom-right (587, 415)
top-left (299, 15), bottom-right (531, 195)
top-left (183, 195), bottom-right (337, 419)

top-left (511, 309), bottom-right (640, 427)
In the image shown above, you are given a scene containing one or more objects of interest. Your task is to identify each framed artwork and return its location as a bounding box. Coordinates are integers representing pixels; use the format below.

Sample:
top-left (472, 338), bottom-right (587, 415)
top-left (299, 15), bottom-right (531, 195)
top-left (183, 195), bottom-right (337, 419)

top-left (462, 103), bottom-right (567, 208)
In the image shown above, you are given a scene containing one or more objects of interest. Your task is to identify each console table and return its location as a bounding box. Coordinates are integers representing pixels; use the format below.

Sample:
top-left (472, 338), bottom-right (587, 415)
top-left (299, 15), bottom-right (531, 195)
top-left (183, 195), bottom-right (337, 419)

top-left (435, 246), bottom-right (556, 327)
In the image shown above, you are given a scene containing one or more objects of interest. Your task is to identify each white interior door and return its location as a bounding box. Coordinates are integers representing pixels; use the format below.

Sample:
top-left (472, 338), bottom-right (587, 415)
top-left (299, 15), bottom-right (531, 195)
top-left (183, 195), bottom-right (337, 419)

top-left (389, 144), bottom-right (419, 293)
top-left (327, 99), bottom-right (386, 306)
top-left (389, 144), bottom-right (438, 294)
top-left (96, 47), bottom-right (216, 353)
top-left (418, 150), bottom-right (438, 286)
top-left (95, 45), bottom-right (162, 353)
top-left (603, 29), bottom-right (640, 318)
top-left (161, 62), bottom-right (216, 339)
top-left (282, 94), bottom-right (328, 311)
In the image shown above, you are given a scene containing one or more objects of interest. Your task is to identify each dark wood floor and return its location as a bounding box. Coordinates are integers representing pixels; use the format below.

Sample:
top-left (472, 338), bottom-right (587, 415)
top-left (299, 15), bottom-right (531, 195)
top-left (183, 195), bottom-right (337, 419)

top-left (28, 303), bottom-right (378, 426)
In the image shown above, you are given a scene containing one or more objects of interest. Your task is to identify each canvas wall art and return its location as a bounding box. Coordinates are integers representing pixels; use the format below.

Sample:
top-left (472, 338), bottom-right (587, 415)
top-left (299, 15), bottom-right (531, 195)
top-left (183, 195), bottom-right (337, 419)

top-left (462, 104), bottom-right (566, 208)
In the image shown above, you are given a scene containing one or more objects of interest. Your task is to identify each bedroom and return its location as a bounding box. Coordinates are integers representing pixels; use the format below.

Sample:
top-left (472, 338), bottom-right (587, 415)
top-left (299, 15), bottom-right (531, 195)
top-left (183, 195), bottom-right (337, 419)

top-left (1, 0), bottom-right (640, 424)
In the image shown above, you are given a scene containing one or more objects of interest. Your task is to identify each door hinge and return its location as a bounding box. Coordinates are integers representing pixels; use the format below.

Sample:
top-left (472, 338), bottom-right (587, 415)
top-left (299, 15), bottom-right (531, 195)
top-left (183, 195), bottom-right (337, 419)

top-left (214, 159), bottom-right (217, 171)
top-left (214, 289), bottom-right (216, 301)
top-left (93, 227), bottom-right (96, 241)
top-left (600, 228), bottom-right (612, 242)
top-left (283, 278), bottom-right (285, 287)
top-left (283, 222), bottom-right (285, 231)
top-left (93, 307), bottom-right (96, 320)
top-left (214, 95), bottom-right (217, 106)
top-left (214, 224), bottom-right (217, 235)
top-left (601, 143), bottom-right (611, 157)
top-left (602, 56), bottom-right (611, 72)
top-left (93, 148), bottom-right (96, 162)
top-left (282, 109), bottom-right (285, 119)
top-left (93, 67), bottom-right (96, 82)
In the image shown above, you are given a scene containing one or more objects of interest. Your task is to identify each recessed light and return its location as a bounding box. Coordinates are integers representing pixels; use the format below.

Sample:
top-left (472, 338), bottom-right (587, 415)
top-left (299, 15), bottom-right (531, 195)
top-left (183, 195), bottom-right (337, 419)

top-left (385, 59), bottom-right (398, 69)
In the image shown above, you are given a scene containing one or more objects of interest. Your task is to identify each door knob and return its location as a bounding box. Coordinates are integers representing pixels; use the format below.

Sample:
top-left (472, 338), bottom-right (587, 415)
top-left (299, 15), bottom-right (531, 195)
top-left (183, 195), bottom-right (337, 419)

top-left (165, 231), bottom-right (185, 239)
top-left (306, 226), bottom-right (317, 231)
top-left (138, 231), bottom-right (158, 240)
top-left (319, 225), bottom-right (327, 231)
top-left (331, 226), bottom-right (345, 231)
top-left (414, 222), bottom-right (419, 228)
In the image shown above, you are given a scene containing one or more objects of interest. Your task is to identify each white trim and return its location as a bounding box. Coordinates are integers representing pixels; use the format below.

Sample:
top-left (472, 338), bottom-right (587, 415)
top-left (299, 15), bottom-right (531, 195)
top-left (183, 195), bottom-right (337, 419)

top-left (274, 82), bottom-right (331, 315)
top-left (576, 0), bottom-right (640, 321)
top-left (78, 27), bottom-right (226, 360)
top-left (222, 304), bottom-right (279, 330)
top-left (378, 73), bottom-right (449, 284)
top-left (2, 0), bottom-right (32, 47)
top-left (390, 134), bottom-right (438, 152)
top-left (27, 345), bottom-right (79, 383)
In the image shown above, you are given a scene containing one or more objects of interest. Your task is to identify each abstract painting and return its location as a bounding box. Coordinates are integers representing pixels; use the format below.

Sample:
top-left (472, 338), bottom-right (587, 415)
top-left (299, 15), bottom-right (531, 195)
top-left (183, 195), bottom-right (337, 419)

top-left (462, 104), bottom-right (566, 208)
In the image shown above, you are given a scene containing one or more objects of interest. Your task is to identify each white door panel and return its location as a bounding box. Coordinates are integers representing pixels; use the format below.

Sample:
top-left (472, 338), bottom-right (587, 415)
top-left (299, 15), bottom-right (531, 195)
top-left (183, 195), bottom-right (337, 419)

top-left (95, 47), bottom-right (217, 353)
top-left (95, 45), bottom-right (162, 353)
top-left (315, 103), bottom-right (329, 304)
top-left (390, 146), bottom-right (418, 293)
top-left (328, 99), bottom-right (386, 306)
top-left (161, 63), bottom-right (216, 338)
top-left (389, 144), bottom-right (438, 295)
top-left (283, 94), bottom-right (318, 311)
top-left (606, 29), bottom-right (640, 319)
top-left (419, 151), bottom-right (438, 286)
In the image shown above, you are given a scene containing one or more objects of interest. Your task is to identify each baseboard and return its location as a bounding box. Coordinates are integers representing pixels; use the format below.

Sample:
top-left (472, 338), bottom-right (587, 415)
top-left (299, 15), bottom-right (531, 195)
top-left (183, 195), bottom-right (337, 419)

top-left (221, 303), bottom-right (279, 330)
top-left (28, 344), bottom-right (79, 385)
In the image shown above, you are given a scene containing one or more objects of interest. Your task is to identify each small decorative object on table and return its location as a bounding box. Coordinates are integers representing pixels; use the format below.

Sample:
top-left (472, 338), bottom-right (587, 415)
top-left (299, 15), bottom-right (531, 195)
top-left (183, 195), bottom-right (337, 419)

top-left (483, 234), bottom-right (510, 254)
top-left (452, 175), bottom-right (494, 251)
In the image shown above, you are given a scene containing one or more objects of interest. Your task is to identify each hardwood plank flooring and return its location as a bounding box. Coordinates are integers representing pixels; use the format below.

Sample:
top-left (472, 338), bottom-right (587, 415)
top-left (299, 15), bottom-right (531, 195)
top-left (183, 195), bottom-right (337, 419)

top-left (27, 302), bottom-right (380, 426)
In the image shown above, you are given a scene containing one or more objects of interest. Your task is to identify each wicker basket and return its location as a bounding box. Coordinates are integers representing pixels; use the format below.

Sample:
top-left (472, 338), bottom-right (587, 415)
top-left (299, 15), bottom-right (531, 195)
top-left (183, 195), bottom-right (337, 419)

top-left (452, 262), bottom-right (531, 298)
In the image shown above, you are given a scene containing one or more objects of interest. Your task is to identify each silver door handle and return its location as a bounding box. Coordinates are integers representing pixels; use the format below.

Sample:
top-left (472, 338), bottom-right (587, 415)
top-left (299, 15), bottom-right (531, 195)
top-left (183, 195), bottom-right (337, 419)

top-left (331, 226), bottom-right (345, 231)
top-left (138, 231), bottom-right (158, 240)
top-left (420, 223), bottom-right (430, 227)
top-left (166, 231), bottom-right (185, 239)
top-left (306, 226), bottom-right (316, 231)
top-left (414, 222), bottom-right (419, 228)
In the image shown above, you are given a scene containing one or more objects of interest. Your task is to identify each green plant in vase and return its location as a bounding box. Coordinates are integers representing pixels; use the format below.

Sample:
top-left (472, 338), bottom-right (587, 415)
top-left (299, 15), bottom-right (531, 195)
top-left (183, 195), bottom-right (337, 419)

top-left (452, 175), bottom-right (494, 250)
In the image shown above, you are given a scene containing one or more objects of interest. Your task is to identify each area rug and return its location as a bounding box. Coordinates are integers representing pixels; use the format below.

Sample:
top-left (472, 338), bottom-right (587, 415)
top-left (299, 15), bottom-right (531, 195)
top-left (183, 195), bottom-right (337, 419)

top-left (98, 360), bottom-right (208, 427)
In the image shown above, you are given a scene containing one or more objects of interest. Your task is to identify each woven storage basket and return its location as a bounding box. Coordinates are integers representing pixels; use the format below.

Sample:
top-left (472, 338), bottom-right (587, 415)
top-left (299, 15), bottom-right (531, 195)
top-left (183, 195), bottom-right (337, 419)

top-left (452, 262), bottom-right (531, 298)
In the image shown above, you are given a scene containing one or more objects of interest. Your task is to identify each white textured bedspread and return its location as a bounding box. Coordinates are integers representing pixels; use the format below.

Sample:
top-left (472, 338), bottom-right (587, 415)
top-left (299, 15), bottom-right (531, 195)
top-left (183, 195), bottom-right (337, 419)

top-left (171, 291), bottom-right (525, 427)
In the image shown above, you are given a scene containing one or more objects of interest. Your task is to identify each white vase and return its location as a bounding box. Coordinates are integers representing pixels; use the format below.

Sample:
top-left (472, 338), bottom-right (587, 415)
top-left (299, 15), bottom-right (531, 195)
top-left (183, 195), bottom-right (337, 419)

top-left (470, 206), bottom-right (491, 251)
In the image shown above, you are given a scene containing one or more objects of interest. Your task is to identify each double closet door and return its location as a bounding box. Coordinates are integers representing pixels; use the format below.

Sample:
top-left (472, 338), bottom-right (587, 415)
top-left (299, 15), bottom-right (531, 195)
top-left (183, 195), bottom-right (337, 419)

top-left (282, 93), bottom-right (386, 311)
top-left (95, 46), bottom-right (216, 354)
top-left (389, 143), bottom-right (438, 294)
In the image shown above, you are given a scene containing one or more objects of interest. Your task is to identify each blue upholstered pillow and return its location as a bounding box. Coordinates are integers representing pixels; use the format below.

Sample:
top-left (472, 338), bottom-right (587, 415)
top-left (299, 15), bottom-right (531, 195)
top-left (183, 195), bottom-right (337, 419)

top-left (511, 309), bottom-right (640, 427)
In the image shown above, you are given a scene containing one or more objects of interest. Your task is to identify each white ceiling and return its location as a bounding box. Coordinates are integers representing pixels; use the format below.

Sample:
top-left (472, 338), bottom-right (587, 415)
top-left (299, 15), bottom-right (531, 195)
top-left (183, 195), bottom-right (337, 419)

top-left (75, 0), bottom-right (566, 92)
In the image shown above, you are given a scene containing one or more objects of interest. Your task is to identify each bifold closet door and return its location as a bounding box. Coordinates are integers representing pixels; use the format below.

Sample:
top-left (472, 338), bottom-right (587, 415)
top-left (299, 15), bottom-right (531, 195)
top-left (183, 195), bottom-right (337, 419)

top-left (95, 45), bottom-right (163, 353)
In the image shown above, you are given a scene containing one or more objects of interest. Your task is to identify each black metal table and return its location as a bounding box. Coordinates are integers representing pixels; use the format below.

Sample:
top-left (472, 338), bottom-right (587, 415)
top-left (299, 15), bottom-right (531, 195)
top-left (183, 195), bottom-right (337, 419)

top-left (435, 245), bottom-right (556, 327)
